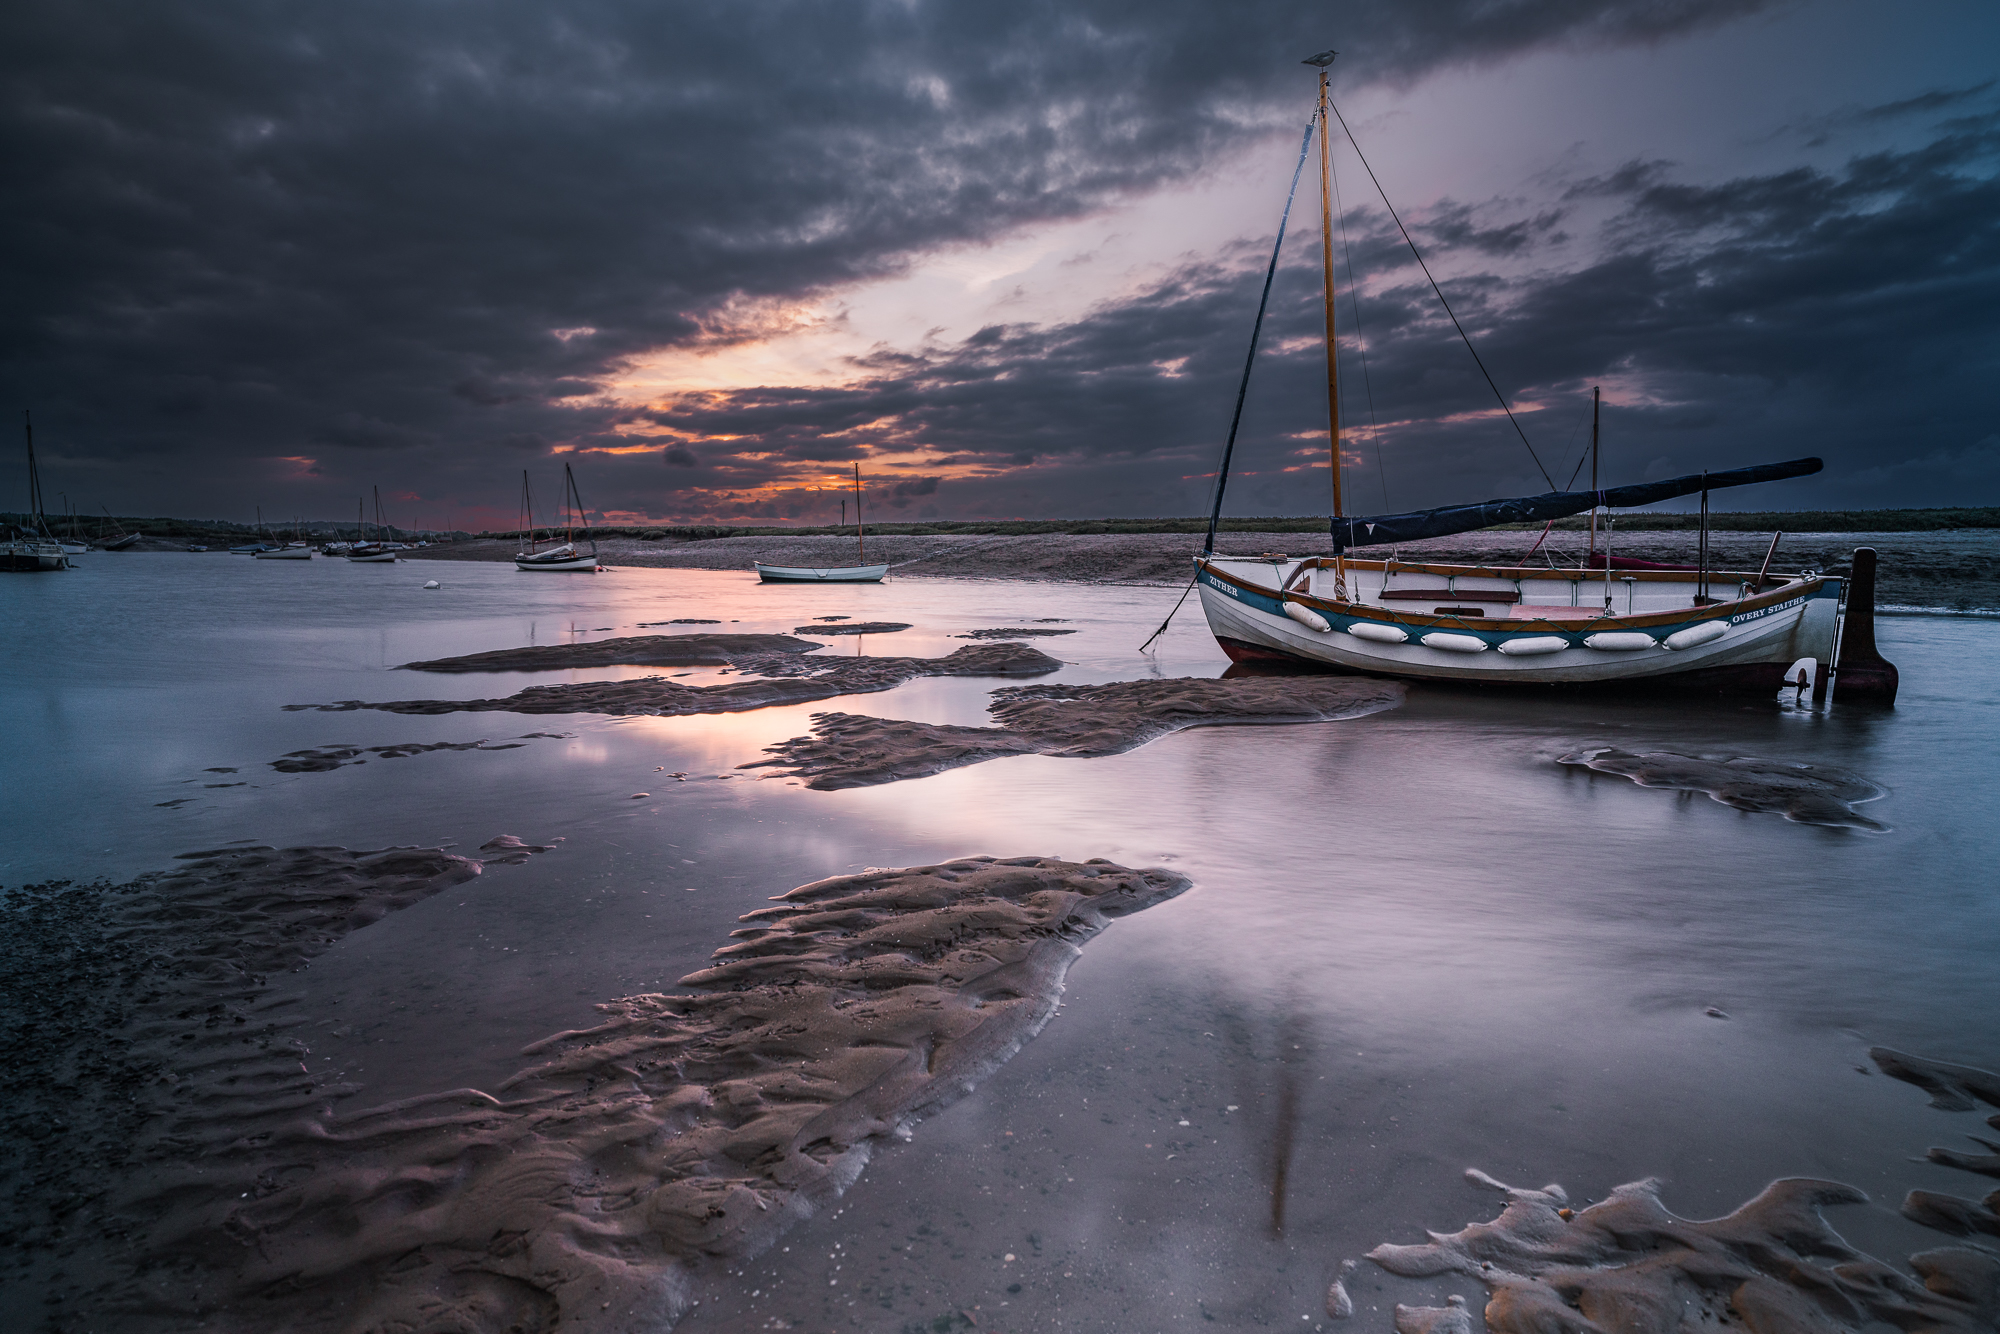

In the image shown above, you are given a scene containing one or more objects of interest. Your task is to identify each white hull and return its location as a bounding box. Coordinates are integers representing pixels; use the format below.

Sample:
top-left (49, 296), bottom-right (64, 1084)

top-left (1196, 555), bottom-right (1840, 691)
top-left (347, 552), bottom-right (398, 563)
top-left (754, 562), bottom-right (888, 583)
top-left (1, 540), bottom-right (71, 571)
top-left (254, 546), bottom-right (314, 559)
top-left (515, 554), bottom-right (599, 571)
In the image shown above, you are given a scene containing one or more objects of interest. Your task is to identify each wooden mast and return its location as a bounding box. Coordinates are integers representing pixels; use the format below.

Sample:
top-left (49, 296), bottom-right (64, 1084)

top-left (852, 462), bottom-right (865, 564)
top-left (1312, 53), bottom-right (1346, 599)
top-left (1588, 386), bottom-right (1600, 562)
top-left (1316, 66), bottom-right (1342, 524)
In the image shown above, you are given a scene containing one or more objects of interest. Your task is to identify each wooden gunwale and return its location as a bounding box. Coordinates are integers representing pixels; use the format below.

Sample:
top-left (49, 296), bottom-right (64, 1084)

top-left (1200, 557), bottom-right (1821, 633)
top-left (1264, 556), bottom-right (1778, 583)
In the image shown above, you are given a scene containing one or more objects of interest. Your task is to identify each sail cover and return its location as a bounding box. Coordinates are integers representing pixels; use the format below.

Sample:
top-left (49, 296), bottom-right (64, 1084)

top-left (1328, 457), bottom-right (1821, 550)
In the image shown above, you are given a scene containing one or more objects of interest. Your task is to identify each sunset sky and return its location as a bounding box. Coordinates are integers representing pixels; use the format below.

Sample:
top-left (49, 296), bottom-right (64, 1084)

top-left (7, 0), bottom-right (1997, 530)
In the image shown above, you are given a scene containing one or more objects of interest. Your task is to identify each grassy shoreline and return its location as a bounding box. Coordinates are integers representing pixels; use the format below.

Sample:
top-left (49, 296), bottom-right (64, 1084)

top-left (9, 505), bottom-right (1997, 546)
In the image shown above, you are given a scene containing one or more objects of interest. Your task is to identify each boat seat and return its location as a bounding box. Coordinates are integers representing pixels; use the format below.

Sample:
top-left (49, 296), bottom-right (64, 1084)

top-left (1379, 588), bottom-right (1519, 603)
top-left (1509, 604), bottom-right (1606, 619)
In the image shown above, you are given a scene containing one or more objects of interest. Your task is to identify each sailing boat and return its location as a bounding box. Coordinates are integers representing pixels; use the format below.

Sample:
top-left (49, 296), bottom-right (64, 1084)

top-left (348, 488), bottom-right (399, 562)
top-left (254, 510), bottom-right (314, 558)
top-left (1190, 54), bottom-right (1891, 699)
top-left (2, 412), bottom-right (72, 572)
top-left (96, 506), bottom-right (139, 550)
top-left (754, 462), bottom-right (888, 583)
top-left (55, 496), bottom-right (89, 555)
top-left (514, 463), bottom-right (600, 571)
top-left (230, 504), bottom-right (283, 555)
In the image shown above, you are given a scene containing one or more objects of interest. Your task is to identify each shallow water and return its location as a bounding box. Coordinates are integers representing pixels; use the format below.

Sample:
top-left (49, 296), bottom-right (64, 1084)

top-left (4, 551), bottom-right (1999, 1331)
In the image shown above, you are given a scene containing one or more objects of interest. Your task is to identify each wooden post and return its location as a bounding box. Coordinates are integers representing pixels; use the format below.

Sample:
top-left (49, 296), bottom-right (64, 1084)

top-left (1832, 547), bottom-right (1898, 704)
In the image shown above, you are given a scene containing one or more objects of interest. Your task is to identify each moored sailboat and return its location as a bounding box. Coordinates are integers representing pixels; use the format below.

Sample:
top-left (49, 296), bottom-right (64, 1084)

top-left (755, 462), bottom-right (888, 583)
top-left (514, 464), bottom-right (600, 571)
top-left (1190, 54), bottom-right (1892, 702)
top-left (2, 412), bottom-right (71, 572)
top-left (96, 507), bottom-right (139, 550)
top-left (254, 515), bottom-right (314, 558)
top-left (348, 488), bottom-right (399, 562)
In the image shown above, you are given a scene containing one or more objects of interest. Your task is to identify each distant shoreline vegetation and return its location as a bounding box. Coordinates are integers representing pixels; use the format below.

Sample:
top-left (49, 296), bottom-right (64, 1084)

top-left (9, 506), bottom-right (1996, 543)
top-left (550, 506), bottom-right (2000, 540)
top-left (0, 514), bottom-right (464, 544)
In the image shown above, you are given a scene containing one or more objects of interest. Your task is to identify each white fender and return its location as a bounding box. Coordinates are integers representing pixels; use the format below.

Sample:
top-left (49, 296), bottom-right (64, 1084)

top-left (1347, 622), bottom-right (1408, 644)
top-left (1663, 620), bottom-right (1727, 650)
top-left (1283, 601), bottom-right (1332, 633)
top-left (1584, 631), bottom-right (1657, 651)
top-left (1421, 632), bottom-right (1488, 654)
top-left (1496, 636), bottom-right (1568, 656)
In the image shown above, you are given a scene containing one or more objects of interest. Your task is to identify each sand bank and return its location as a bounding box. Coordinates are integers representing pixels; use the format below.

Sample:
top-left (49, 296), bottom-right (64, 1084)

top-left (287, 641), bottom-right (1063, 718)
top-left (1363, 1046), bottom-right (2000, 1334)
top-left (270, 737), bottom-right (539, 771)
top-left (1559, 747), bottom-right (1888, 830)
top-left (793, 621), bottom-right (910, 636)
top-left (400, 632), bottom-right (822, 672)
top-left (107, 856), bottom-right (1185, 1332)
top-left (747, 675), bottom-right (1405, 789)
top-left (0, 842), bottom-right (513, 1317)
top-left (955, 625), bottom-right (1077, 638)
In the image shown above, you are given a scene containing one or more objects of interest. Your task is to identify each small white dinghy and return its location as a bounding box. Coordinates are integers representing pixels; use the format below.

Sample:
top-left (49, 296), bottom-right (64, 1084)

top-left (753, 562), bottom-right (889, 584)
top-left (515, 541), bottom-right (599, 572)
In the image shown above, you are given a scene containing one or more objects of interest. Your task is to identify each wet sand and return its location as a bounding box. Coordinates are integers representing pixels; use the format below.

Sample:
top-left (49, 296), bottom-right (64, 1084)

top-left (1, 843), bottom-right (498, 1320)
top-left (402, 531), bottom-right (2000, 611)
top-left (956, 625), bottom-right (1078, 638)
top-left (1363, 1047), bottom-right (2000, 1334)
top-left (8, 851), bottom-right (1184, 1332)
top-left (398, 632), bottom-right (823, 672)
top-left (1558, 748), bottom-right (1889, 831)
top-left (792, 621), bottom-right (912, 636)
top-left (748, 676), bottom-right (1406, 789)
top-left (286, 641), bottom-right (1064, 718)
top-left (269, 737), bottom-right (543, 771)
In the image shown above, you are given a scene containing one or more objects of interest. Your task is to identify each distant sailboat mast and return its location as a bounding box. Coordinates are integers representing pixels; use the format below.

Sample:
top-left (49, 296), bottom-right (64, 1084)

top-left (1589, 386), bottom-right (1601, 563)
top-left (853, 462), bottom-right (865, 565)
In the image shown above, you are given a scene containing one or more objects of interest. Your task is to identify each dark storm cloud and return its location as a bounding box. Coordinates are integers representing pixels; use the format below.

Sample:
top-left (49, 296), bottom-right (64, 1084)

top-left (2, 0), bottom-right (1776, 521)
top-left (1856, 81), bottom-right (1997, 123)
top-left (641, 113), bottom-right (2000, 520)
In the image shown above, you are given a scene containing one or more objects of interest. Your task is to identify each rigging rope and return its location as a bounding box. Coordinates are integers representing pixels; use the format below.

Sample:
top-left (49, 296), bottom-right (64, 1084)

top-left (1159, 110), bottom-right (1317, 652)
top-left (1202, 112), bottom-right (1318, 556)
top-left (1325, 99), bottom-right (1554, 490)
top-left (1560, 392), bottom-right (1597, 490)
